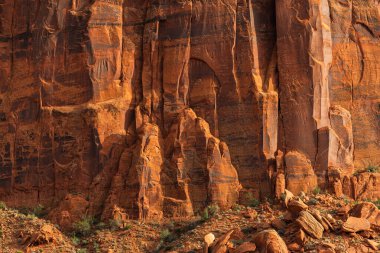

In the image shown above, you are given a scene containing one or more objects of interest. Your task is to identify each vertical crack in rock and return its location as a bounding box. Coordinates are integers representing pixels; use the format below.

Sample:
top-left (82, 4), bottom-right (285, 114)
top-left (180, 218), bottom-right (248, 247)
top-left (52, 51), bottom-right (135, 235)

top-left (310, 0), bottom-right (332, 129)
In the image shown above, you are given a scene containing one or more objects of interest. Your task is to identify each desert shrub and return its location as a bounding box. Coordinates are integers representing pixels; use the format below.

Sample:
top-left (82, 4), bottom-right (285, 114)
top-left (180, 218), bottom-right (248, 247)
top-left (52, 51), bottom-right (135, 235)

top-left (232, 204), bottom-right (243, 212)
top-left (93, 242), bottom-right (100, 252)
top-left (307, 198), bottom-right (318, 206)
top-left (73, 217), bottom-right (94, 237)
top-left (371, 199), bottom-right (380, 209)
top-left (201, 204), bottom-right (220, 221)
top-left (0, 201), bottom-right (6, 210)
top-left (26, 213), bottom-right (37, 220)
top-left (246, 192), bottom-right (260, 207)
top-left (71, 235), bottom-right (81, 245)
top-left (32, 204), bottom-right (46, 218)
top-left (313, 187), bottom-right (321, 195)
top-left (95, 222), bottom-right (107, 230)
top-left (109, 219), bottom-right (121, 231)
top-left (248, 198), bottom-right (260, 207)
top-left (160, 229), bottom-right (171, 241)
top-left (366, 165), bottom-right (379, 173)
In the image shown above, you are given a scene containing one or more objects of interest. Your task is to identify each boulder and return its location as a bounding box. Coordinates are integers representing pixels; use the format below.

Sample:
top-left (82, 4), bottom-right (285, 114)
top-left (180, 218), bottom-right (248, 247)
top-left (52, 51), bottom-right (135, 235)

top-left (22, 224), bottom-right (62, 247)
top-left (271, 218), bottom-right (287, 231)
top-left (350, 202), bottom-right (380, 227)
top-left (210, 229), bottom-right (235, 253)
top-left (283, 190), bottom-right (294, 208)
top-left (230, 242), bottom-right (257, 253)
top-left (296, 211), bottom-right (324, 239)
top-left (253, 229), bottom-right (288, 253)
top-left (288, 199), bottom-right (308, 216)
top-left (342, 217), bottom-right (371, 233)
top-left (203, 233), bottom-right (216, 253)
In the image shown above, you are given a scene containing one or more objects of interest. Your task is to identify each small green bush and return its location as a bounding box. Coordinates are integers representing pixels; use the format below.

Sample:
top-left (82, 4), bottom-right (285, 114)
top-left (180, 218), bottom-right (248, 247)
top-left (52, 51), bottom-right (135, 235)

top-left (95, 222), bottom-right (107, 230)
top-left (248, 198), bottom-right (260, 207)
top-left (33, 204), bottom-right (46, 218)
top-left (313, 187), bottom-right (321, 195)
top-left (71, 235), bottom-right (81, 245)
top-left (371, 199), bottom-right (380, 209)
top-left (307, 198), bottom-right (318, 206)
top-left (201, 204), bottom-right (220, 221)
top-left (109, 219), bottom-right (121, 231)
top-left (246, 192), bottom-right (260, 207)
top-left (93, 242), bottom-right (100, 252)
top-left (0, 201), bottom-right (6, 210)
top-left (366, 165), bottom-right (379, 173)
top-left (232, 204), bottom-right (243, 212)
top-left (73, 217), bottom-right (94, 237)
top-left (26, 213), bottom-right (37, 220)
top-left (160, 229), bottom-right (171, 241)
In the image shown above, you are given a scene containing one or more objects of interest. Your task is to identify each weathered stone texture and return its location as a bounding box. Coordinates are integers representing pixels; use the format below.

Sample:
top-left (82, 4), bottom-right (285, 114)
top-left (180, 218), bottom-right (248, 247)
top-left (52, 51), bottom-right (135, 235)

top-left (0, 0), bottom-right (379, 219)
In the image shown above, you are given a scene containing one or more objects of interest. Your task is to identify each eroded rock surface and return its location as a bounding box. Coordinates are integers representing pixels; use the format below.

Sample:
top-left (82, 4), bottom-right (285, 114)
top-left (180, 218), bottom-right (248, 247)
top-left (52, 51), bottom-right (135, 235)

top-left (0, 0), bottom-right (379, 220)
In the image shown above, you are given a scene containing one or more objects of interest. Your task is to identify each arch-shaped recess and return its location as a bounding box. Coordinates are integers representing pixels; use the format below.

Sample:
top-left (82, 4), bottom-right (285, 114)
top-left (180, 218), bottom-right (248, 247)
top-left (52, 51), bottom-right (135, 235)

top-left (188, 58), bottom-right (221, 136)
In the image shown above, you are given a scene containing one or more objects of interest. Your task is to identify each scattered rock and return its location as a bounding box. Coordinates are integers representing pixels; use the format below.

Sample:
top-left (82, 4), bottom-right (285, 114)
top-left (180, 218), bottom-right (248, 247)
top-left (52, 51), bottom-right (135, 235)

top-left (253, 229), bottom-right (288, 253)
top-left (205, 233), bottom-right (216, 246)
top-left (296, 211), bottom-right (324, 239)
top-left (242, 209), bottom-right (258, 219)
top-left (283, 189), bottom-right (294, 207)
top-left (342, 217), bottom-right (371, 233)
top-left (317, 243), bottom-right (336, 253)
top-left (210, 229), bottom-right (235, 253)
top-left (336, 205), bottom-right (350, 218)
top-left (287, 242), bottom-right (301, 251)
top-left (230, 242), bottom-right (257, 253)
top-left (350, 202), bottom-right (380, 227)
top-left (288, 199), bottom-right (308, 216)
top-left (271, 218), bottom-right (286, 230)
top-left (294, 229), bottom-right (307, 245)
top-left (365, 239), bottom-right (379, 251)
top-left (22, 224), bottom-right (62, 248)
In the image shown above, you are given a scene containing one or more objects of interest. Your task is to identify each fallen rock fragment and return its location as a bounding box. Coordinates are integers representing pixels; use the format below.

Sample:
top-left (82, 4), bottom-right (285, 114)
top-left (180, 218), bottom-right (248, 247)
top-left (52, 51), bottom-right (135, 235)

top-left (204, 232), bottom-right (216, 252)
top-left (230, 242), bottom-right (257, 253)
top-left (282, 190), bottom-right (294, 207)
top-left (210, 229), bottom-right (235, 253)
top-left (358, 229), bottom-right (377, 239)
top-left (287, 242), bottom-right (301, 251)
top-left (288, 199), bottom-right (308, 216)
top-left (22, 224), bottom-right (62, 248)
top-left (296, 211), bottom-right (324, 239)
top-left (294, 229), bottom-right (307, 245)
top-left (205, 233), bottom-right (216, 245)
top-left (317, 242), bottom-right (336, 253)
top-left (350, 202), bottom-right (380, 227)
top-left (342, 217), bottom-right (371, 233)
top-left (242, 208), bottom-right (258, 219)
top-left (271, 218), bottom-right (286, 231)
top-left (366, 239), bottom-right (379, 251)
top-left (336, 205), bottom-right (350, 218)
top-left (253, 229), bottom-right (288, 253)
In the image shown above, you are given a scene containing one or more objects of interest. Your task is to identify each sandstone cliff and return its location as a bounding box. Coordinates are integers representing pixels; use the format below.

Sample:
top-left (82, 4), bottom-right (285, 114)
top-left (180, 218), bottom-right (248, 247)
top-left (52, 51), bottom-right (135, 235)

top-left (0, 0), bottom-right (379, 221)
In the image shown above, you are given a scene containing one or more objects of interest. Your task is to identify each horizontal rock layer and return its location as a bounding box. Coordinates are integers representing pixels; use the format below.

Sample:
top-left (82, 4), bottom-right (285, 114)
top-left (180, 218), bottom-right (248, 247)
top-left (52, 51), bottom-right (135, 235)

top-left (0, 0), bottom-right (379, 219)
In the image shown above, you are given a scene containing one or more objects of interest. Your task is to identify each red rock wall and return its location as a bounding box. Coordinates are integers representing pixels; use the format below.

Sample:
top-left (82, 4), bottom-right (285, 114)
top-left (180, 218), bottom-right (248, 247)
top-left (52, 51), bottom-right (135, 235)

top-left (0, 0), bottom-right (379, 219)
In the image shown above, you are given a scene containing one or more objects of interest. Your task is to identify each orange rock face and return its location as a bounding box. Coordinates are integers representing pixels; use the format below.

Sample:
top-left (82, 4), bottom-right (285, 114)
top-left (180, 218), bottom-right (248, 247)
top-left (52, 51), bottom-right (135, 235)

top-left (0, 0), bottom-right (379, 220)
